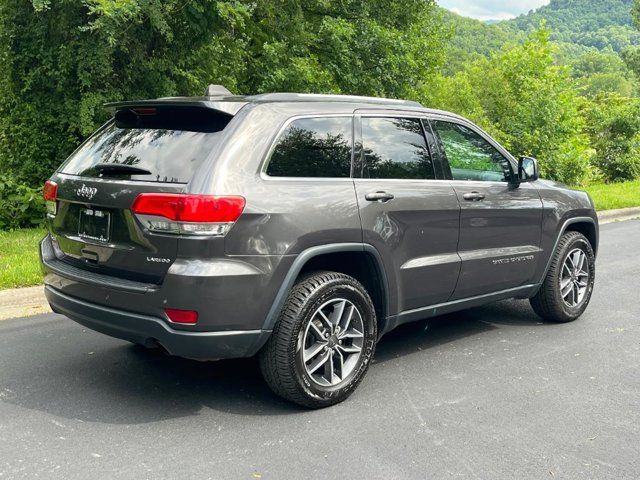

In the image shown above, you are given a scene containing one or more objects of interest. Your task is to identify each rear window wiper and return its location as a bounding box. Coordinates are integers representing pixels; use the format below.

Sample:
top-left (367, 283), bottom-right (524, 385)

top-left (92, 164), bottom-right (152, 176)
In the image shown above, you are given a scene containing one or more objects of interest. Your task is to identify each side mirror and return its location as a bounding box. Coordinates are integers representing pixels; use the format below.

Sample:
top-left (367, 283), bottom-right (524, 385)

top-left (518, 156), bottom-right (539, 183)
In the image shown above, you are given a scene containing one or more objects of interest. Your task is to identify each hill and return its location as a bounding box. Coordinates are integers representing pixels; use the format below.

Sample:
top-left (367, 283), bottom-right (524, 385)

top-left (505, 0), bottom-right (640, 52)
top-left (442, 0), bottom-right (640, 70)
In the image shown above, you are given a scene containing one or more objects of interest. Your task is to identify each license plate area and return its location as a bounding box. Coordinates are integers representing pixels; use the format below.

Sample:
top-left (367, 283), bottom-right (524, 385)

top-left (78, 208), bottom-right (111, 242)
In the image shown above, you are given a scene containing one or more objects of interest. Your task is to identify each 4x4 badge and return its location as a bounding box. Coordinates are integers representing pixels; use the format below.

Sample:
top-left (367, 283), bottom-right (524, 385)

top-left (76, 184), bottom-right (98, 200)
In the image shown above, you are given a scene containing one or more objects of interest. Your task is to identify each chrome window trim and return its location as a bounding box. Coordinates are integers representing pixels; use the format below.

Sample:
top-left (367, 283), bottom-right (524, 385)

top-left (353, 178), bottom-right (455, 185)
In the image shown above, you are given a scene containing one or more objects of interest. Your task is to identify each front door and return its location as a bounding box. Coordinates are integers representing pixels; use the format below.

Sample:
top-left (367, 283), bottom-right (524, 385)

top-left (353, 115), bottom-right (461, 315)
top-left (428, 118), bottom-right (544, 300)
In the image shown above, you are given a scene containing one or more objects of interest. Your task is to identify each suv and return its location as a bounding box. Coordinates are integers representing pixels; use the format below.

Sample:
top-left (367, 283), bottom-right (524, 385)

top-left (41, 86), bottom-right (598, 408)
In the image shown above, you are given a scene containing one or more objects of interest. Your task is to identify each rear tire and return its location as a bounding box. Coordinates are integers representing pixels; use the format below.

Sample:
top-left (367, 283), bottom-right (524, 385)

top-left (259, 271), bottom-right (377, 409)
top-left (530, 231), bottom-right (595, 323)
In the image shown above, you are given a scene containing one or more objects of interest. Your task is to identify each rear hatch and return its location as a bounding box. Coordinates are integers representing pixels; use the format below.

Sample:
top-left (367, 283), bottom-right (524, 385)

top-left (47, 104), bottom-right (235, 284)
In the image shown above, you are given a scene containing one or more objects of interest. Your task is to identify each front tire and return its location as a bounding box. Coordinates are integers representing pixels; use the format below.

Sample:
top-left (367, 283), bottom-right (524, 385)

top-left (259, 271), bottom-right (377, 408)
top-left (530, 231), bottom-right (595, 322)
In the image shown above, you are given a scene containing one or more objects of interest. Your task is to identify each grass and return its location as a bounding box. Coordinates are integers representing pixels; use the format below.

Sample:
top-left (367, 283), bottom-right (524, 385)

top-left (0, 228), bottom-right (45, 289)
top-left (0, 181), bottom-right (639, 290)
top-left (584, 180), bottom-right (640, 211)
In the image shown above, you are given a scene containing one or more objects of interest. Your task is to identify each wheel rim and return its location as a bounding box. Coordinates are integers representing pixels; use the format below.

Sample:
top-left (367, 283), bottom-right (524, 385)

top-left (560, 248), bottom-right (590, 308)
top-left (298, 298), bottom-right (365, 387)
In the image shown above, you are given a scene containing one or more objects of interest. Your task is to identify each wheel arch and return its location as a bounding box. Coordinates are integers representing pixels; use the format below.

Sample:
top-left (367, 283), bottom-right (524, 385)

top-left (261, 244), bottom-right (390, 334)
top-left (564, 220), bottom-right (598, 255)
top-left (536, 216), bottom-right (598, 291)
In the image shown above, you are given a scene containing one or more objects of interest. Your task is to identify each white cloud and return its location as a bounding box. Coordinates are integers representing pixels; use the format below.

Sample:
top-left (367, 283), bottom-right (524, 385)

top-left (440, 0), bottom-right (551, 21)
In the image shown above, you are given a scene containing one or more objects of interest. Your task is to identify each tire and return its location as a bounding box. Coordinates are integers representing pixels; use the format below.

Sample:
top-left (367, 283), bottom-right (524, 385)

top-left (259, 271), bottom-right (377, 408)
top-left (530, 231), bottom-right (595, 323)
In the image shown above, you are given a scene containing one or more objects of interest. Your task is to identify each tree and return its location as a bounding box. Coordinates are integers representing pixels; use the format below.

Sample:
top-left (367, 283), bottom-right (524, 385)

top-left (0, 0), bottom-right (240, 184)
top-left (423, 29), bottom-right (594, 185)
top-left (0, 0), bottom-right (448, 186)
top-left (583, 94), bottom-right (640, 181)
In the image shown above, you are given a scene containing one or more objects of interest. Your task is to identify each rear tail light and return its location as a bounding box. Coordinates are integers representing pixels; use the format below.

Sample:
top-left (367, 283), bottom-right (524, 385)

top-left (131, 194), bottom-right (245, 236)
top-left (164, 308), bottom-right (198, 325)
top-left (43, 180), bottom-right (58, 215)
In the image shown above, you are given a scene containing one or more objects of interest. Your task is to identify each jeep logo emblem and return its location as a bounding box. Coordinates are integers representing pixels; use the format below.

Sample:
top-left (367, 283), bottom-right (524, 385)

top-left (76, 184), bottom-right (98, 200)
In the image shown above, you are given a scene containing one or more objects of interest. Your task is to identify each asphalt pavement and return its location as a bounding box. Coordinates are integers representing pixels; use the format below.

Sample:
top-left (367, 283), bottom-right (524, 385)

top-left (1, 220), bottom-right (639, 479)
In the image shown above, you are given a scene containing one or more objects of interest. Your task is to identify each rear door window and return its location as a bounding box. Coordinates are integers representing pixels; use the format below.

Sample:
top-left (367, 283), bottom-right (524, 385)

top-left (60, 107), bottom-right (231, 183)
top-left (265, 117), bottom-right (353, 178)
top-left (361, 117), bottom-right (435, 180)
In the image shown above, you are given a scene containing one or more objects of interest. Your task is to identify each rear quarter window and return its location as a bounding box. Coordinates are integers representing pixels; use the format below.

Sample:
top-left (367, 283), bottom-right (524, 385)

top-left (265, 116), bottom-right (353, 178)
top-left (60, 106), bottom-right (231, 183)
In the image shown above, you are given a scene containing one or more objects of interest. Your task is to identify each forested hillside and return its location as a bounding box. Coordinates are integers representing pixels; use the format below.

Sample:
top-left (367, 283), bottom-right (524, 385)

top-left (506, 0), bottom-right (640, 52)
top-left (444, 0), bottom-right (640, 68)
top-left (432, 0), bottom-right (640, 187)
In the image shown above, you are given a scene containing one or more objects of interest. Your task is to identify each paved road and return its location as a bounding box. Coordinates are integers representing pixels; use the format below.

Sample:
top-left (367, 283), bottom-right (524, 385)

top-left (1, 221), bottom-right (639, 479)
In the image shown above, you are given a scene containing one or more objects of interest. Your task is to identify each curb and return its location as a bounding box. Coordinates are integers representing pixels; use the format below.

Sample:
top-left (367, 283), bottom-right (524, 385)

top-left (0, 285), bottom-right (51, 322)
top-left (597, 207), bottom-right (640, 225)
top-left (1, 207), bottom-right (639, 321)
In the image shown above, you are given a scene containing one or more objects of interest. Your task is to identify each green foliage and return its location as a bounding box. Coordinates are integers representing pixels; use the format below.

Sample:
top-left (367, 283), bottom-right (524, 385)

top-left (583, 94), bottom-right (640, 181)
top-left (0, 0), bottom-right (230, 185)
top-left (0, 175), bottom-right (45, 230)
top-left (424, 29), bottom-right (594, 186)
top-left (0, 0), bottom-right (448, 187)
top-left (0, 0), bottom-right (639, 213)
top-left (584, 179), bottom-right (640, 209)
top-left (504, 0), bottom-right (640, 52)
top-left (440, 9), bottom-right (523, 74)
top-left (0, 228), bottom-right (46, 289)
top-left (570, 50), bottom-right (636, 97)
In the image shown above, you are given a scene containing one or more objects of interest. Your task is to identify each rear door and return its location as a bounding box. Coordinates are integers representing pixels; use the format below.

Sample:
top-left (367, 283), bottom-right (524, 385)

top-left (353, 113), bottom-right (461, 315)
top-left (47, 105), bottom-right (233, 284)
top-left (428, 117), bottom-right (543, 300)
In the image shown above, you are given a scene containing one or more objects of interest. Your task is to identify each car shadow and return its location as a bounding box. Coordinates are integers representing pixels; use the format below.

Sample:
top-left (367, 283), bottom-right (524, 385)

top-left (3, 300), bottom-right (547, 424)
top-left (374, 299), bottom-right (544, 364)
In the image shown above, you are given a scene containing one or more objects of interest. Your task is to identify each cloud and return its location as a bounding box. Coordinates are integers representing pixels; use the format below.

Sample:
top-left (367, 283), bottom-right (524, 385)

top-left (440, 0), bottom-right (551, 21)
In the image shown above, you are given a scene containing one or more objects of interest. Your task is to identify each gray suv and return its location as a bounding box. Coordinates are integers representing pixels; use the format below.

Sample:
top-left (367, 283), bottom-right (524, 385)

top-left (41, 86), bottom-right (598, 408)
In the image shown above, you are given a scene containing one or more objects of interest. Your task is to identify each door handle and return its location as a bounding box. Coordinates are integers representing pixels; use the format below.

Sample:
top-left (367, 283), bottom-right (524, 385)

top-left (365, 191), bottom-right (395, 203)
top-left (463, 191), bottom-right (485, 202)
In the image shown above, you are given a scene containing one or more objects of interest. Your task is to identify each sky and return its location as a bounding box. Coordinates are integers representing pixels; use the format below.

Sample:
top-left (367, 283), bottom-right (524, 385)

top-left (438, 0), bottom-right (551, 21)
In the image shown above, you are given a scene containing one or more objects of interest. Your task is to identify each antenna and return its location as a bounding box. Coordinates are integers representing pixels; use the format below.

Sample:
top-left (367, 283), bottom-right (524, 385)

top-left (204, 84), bottom-right (233, 97)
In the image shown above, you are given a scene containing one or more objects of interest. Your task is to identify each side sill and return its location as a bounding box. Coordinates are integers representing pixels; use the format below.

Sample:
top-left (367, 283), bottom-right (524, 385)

top-left (379, 284), bottom-right (539, 336)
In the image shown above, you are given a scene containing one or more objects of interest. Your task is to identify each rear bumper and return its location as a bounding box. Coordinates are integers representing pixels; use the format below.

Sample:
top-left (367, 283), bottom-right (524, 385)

top-left (45, 285), bottom-right (271, 360)
top-left (40, 233), bottom-right (294, 336)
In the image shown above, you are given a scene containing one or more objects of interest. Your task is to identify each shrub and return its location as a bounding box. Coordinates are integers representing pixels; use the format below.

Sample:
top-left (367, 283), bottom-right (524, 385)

top-left (583, 94), bottom-right (640, 182)
top-left (0, 174), bottom-right (45, 230)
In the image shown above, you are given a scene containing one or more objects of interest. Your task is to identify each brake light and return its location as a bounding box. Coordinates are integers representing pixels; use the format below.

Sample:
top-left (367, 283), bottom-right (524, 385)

top-left (164, 308), bottom-right (198, 325)
top-left (131, 194), bottom-right (245, 236)
top-left (43, 180), bottom-right (58, 215)
top-left (132, 107), bottom-right (157, 115)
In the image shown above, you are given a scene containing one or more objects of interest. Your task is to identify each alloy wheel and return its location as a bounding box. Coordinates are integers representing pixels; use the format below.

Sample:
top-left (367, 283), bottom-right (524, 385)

top-left (298, 298), bottom-right (365, 387)
top-left (560, 248), bottom-right (590, 308)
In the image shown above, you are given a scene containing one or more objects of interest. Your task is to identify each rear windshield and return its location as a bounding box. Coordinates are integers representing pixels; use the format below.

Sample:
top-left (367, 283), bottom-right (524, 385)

top-left (60, 107), bottom-right (231, 183)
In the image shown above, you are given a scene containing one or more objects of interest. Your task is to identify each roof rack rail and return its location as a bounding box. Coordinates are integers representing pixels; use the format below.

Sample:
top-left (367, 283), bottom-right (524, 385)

top-left (205, 84), bottom-right (233, 97)
top-left (248, 92), bottom-right (422, 107)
